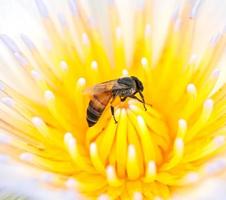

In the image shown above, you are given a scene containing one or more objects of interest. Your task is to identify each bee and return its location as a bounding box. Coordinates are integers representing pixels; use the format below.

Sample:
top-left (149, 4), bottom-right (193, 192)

top-left (85, 76), bottom-right (147, 127)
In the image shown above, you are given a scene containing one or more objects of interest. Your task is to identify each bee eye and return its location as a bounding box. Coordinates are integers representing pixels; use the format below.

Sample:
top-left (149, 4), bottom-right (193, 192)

top-left (137, 81), bottom-right (144, 91)
top-left (140, 85), bottom-right (144, 91)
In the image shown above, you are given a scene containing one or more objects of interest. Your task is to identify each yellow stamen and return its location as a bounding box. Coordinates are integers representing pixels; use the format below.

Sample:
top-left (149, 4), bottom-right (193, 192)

top-left (136, 115), bottom-right (156, 163)
top-left (177, 119), bottom-right (187, 138)
top-left (116, 109), bottom-right (127, 177)
top-left (186, 98), bottom-right (214, 141)
top-left (64, 132), bottom-right (88, 169)
top-left (89, 142), bottom-right (105, 173)
top-left (126, 144), bottom-right (140, 180)
top-left (106, 165), bottom-right (122, 187)
top-left (144, 160), bottom-right (156, 182)
top-left (31, 116), bottom-right (49, 138)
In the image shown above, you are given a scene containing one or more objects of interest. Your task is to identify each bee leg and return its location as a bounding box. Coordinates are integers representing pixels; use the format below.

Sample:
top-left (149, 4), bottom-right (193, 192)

top-left (120, 97), bottom-right (127, 102)
top-left (138, 91), bottom-right (147, 111)
top-left (130, 94), bottom-right (147, 111)
top-left (130, 96), bottom-right (143, 103)
top-left (110, 106), bottom-right (118, 124)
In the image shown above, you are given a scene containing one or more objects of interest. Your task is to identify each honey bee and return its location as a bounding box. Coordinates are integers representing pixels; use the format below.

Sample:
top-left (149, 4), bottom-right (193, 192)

top-left (85, 76), bottom-right (147, 127)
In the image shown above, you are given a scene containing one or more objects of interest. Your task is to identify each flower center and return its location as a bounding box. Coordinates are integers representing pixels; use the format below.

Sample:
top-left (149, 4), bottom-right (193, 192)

top-left (86, 100), bottom-right (170, 182)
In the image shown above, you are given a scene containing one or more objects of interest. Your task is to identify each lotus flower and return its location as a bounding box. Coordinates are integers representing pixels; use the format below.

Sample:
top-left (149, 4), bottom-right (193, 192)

top-left (0, 0), bottom-right (226, 199)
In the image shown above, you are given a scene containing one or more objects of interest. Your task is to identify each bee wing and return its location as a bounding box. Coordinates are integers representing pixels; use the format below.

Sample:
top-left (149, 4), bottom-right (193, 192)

top-left (84, 80), bottom-right (129, 95)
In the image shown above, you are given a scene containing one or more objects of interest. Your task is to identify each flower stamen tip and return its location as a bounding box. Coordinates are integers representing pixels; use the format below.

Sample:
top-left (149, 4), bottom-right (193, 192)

top-left (128, 144), bottom-right (136, 158)
top-left (116, 27), bottom-right (122, 39)
top-left (184, 172), bottom-right (199, 183)
top-left (98, 194), bottom-right (110, 200)
top-left (190, 0), bottom-right (202, 19)
top-left (189, 54), bottom-right (198, 64)
top-left (31, 70), bottom-right (42, 80)
top-left (177, 119), bottom-right (187, 138)
top-left (67, 137), bottom-right (76, 149)
top-left (145, 160), bottom-right (156, 180)
top-left (44, 90), bottom-right (55, 100)
top-left (202, 99), bottom-right (214, 121)
top-left (35, 0), bottom-right (48, 18)
top-left (122, 69), bottom-right (129, 76)
top-left (69, 0), bottom-right (77, 15)
top-left (187, 83), bottom-right (197, 94)
top-left (174, 138), bottom-right (184, 155)
top-left (145, 24), bottom-right (152, 36)
top-left (91, 60), bottom-right (98, 70)
top-left (141, 57), bottom-right (148, 66)
top-left (106, 165), bottom-right (121, 186)
top-left (213, 135), bottom-right (225, 147)
top-left (204, 159), bottom-right (226, 174)
top-left (64, 132), bottom-right (73, 143)
top-left (19, 152), bottom-right (33, 162)
top-left (77, 77), bottom-right (86, 86)
top-left (137, 115), bottom-right (145, 126)
top-left (212, 68), bottom-right (221, 78)
top-left (0, 134), bottom-right (11, 144)
top-left (90, 142), bottom-right (97, 153)
top-left (0, 81), bottom-right (4, 91)
top-left (14, 52), bottom-right (28, 67)
top-left (154, 196), bottom-right (163, 200)
top-left (82, 33), bottom-right (89, 44)
top-left (31, 116), bottom-right (44, 127)
top-left (59, 60), bottom-right (68, 71)
top-left (133, 191), bottom-right (143, 200)
top-left (1, 97), bottom-right (14, 107)
top-left (204, 99), bottom-right (214, 109)
top-left (65, 178), bottom-right (76, 188)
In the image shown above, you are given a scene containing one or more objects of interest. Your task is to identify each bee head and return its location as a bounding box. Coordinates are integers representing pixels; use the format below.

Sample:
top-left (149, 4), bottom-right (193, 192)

top-left (131, 76), bottom-right (144, 92)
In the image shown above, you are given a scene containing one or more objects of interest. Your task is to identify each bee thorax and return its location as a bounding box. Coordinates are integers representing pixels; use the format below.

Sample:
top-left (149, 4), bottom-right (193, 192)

top-left (119, 88), bottom-right (135, 97)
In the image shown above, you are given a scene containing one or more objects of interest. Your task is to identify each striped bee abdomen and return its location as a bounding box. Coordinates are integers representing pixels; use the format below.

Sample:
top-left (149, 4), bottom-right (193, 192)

top-left (87, 101), bottom-right (102, 127)
top-left (86, 93), bottom-right (111, 127)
